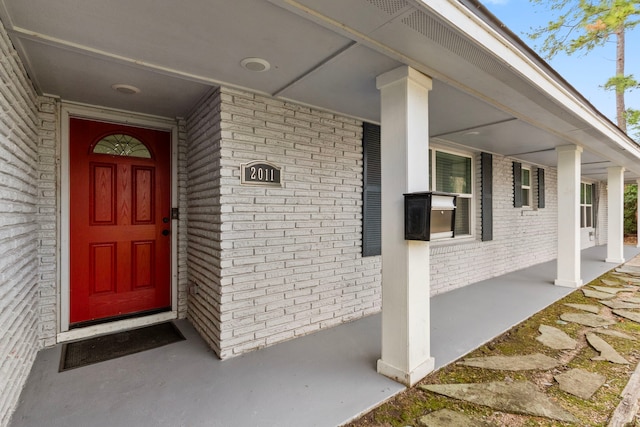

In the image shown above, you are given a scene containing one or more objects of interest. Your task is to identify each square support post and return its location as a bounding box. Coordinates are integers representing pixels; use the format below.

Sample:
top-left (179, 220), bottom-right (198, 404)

top-left (555, 145), bottom-right (583, 288)
top-left (376, 66), bottom-right (434, 386)
top-left (606, 166), bottom-right (625, 263)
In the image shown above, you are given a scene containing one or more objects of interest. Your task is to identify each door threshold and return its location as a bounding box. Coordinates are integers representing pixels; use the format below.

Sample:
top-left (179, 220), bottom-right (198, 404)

top-left (57, 311), bottom-right (177, 343)
top-left (70, 307), bottom-right (172, 330)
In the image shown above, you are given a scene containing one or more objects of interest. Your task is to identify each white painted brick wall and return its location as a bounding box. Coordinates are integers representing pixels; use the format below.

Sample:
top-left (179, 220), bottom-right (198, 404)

top-left (185, 87), bottom-right (614, 358)
top-left (0, 13), bottom-right (612, 426)
top-left (186, 87), bottom-right (381, 359)
top-left (0, 19), bottom-right (41, 427)
top-left (430, 154), bottom-right (559, 294)
top-left (37, 97), bottom-right (58, 346)
top-left (186, 89), bottom-right (224, 356)
top-left (176, 118), bottom-right (189, 317)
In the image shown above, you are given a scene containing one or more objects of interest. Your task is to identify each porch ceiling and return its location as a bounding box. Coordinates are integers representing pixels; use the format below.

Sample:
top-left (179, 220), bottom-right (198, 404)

top-left (3, 0), bottom-right (640, 181)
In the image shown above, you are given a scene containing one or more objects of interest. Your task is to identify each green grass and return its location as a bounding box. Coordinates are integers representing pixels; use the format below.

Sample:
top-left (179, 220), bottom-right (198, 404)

top-left (346, 271), bottom-right (640, 427)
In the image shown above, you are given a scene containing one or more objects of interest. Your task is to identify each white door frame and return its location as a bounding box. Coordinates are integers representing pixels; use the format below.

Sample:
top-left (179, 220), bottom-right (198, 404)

top-left (58, 103), bottom-right (179, 342)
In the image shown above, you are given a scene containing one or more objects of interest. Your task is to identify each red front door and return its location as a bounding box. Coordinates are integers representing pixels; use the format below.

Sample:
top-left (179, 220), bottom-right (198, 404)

top-left (69, 118), bottom-right (171, 325)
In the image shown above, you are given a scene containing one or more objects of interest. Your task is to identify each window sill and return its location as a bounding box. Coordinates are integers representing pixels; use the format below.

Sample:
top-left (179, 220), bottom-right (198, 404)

top-left (430, 236), bottom-right (482, 254)
top-left (430, 235), bottom-right (477, 247)
top-left (520, 207), bottom-right (540, 216)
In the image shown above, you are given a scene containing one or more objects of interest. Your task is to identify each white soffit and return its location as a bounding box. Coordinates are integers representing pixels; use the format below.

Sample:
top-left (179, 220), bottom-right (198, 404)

top-left (429, 80), bottom-right (512, 137)
top-left (437, 119), bottom-right (565, 156)
top-left (272, 0), bottom-right (640, 176)
top-left (3, 0), bottom-right (640, 179)
top-left (3, 0), bottom-right (354, 96)
top-left (279, 0), bottom-right (580, 131)
top-left (276, 44), bottom-right (401, 122)
top-left (20, 39), bottom-right (209, 118)
top-left (487, 146), bottom-right (614, 180)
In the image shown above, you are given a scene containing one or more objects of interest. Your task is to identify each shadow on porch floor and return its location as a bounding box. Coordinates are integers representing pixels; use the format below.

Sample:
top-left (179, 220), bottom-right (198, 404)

top-left (10, 245), bottom-right (640, 427)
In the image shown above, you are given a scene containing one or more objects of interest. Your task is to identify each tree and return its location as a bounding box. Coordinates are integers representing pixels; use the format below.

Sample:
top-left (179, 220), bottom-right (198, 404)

top-left (624, 184), bottom-right (637, 235)
top-left (529, 0), bottom-right (640, 134)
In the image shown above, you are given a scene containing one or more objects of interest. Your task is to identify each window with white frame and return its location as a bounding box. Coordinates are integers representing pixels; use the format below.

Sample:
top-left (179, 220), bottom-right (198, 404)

top-left (580, 182), bottom-right (593, 228)
top-left (429, 148), bottom-right (473, 237)
top-left (521, 167), bottom-right (532, 207)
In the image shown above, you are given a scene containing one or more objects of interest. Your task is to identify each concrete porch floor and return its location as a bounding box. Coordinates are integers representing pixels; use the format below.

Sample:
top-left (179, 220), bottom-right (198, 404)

top-left (10, 245), bottom-right (640, 427)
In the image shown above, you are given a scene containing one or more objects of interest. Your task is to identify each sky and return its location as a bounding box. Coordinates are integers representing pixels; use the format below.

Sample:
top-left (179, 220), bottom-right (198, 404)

top-left (482, 0), bottom-right (640, 128)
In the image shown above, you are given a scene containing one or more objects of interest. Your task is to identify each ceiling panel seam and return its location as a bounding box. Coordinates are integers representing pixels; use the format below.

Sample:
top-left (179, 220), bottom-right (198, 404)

top-left (6, 27), bottom-right (287, 96)
top-left (272, 41), bottom-right (358, 97)
top-left (398, 8), bottom-right (589, 133)
top-left (431, 117), bottom-right (517, 139)
top-left (273, 0), bottom-right (590, 151)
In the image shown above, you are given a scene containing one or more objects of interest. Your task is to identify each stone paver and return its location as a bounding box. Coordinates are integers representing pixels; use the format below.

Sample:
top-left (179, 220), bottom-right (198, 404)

top-left (564, 303), bottom-right (600, 314)
top-left (536, 325), bottom-right (577, 350)
top-left (598, 300), bottom-right (640, 310)
top-left (613, 274), bottom-right (640, 284)
top-left (616, 267), bottom-right (640, 277)
top-left (586, 333), bottom-right (629, 364)
top-left (458, 353), bottom-right (560, 371)
top-left (554, 368), bottom-right (606, 400)
top-left (594, 329), bottom-right (637, 341)
top-left (583, 289), bottom-right (616, 300)
top-left (613, 309), bottom-right (640, 324)
top-left (590, 285), bottom-right (625, 294)
top-left (560, 312), bottom-right (616, 327)
top-left (412, 255), bottom-right (640, 427)
top-left (418, 408), bottom-right (496, 427)
top-left (420, 381), bottom-right (577, 423)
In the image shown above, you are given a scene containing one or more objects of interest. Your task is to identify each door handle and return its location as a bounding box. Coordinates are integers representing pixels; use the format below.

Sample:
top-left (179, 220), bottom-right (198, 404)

top-left (162, 229), bottom-right (170, 236)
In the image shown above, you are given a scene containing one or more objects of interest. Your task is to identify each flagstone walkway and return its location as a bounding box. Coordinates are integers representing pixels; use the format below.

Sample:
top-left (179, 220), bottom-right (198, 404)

top-left (417, 258), bottom-right (640, 427)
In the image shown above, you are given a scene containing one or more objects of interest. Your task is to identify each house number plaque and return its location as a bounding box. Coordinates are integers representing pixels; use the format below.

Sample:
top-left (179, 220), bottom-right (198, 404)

top-left (240, 160), bottom-right (282, 187)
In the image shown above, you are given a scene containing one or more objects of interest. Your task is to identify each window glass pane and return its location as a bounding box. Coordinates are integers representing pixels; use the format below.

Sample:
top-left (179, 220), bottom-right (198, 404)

top-left (93, 134), bottom-right (151, 158)
top-left (585, 184), bottom-right (592, 204)
top-left (455, 197), bottom-right (471, 235)
top-left (586, 206), bottom-right (593, 227)
top-left (580, 183), bottom-right (586, 204)
top-left (435, 151), bottom-right (471, 194)
top-left (580, 206), bottom-right (586, 228)
top-left (522, 169), bottom-right (530, 186)
top-left (522, 188), bottom-right (530, 206)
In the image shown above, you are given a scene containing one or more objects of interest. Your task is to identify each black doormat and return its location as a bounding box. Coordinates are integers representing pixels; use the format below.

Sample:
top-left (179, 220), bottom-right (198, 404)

top-left (60, 322), bottom-right (185, 372)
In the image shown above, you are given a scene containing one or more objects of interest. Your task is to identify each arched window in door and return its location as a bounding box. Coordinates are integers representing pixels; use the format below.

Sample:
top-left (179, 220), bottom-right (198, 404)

top-left (93, 134), bottom-right (151, 158)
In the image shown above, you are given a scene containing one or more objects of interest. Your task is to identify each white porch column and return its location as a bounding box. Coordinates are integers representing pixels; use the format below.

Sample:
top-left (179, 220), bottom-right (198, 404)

top-left (606, 166), bottom-right (625, 263)
top-left (636, 179), bottom-right (640, 248)
top-left (376, 66), bottom-right (433, 386)
top-left (555, 145), bottom-right (583, 287)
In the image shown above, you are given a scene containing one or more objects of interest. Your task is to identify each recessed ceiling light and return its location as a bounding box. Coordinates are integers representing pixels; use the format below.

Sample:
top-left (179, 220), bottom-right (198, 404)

top-left (111, 84), bottom-right (141, 95)
top-left (463, 131), bottom-right (480, 136)
top-left (240, 57), bottom-right (271, 72)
